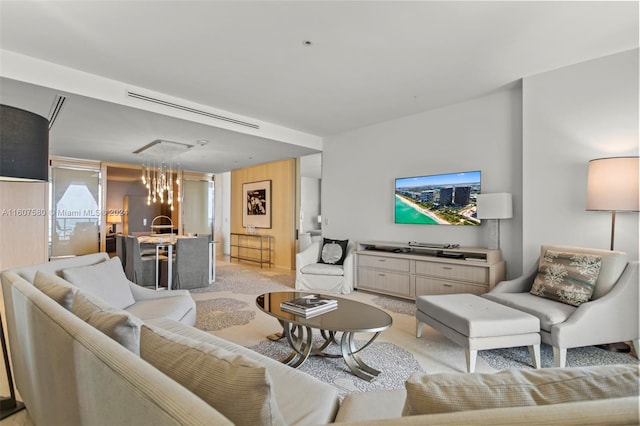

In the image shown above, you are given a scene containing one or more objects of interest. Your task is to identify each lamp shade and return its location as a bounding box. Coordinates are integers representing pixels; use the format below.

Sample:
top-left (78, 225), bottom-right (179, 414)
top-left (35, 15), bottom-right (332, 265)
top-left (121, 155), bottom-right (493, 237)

top-left (476, 193), bottom-right (513, 219)
top-left (586, 157), bottom-right (639, 212)
top-left (0, 105), bottom-right (49, 182)
top-left (106, 214), bottom-right (122, 224)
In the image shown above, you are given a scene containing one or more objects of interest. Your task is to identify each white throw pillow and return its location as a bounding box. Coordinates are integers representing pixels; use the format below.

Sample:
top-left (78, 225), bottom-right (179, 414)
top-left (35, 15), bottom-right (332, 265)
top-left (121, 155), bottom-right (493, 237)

top-left (71, 291), bottom-right (142, 355)
top-left (140, 324), bottom-right (286, 426)
top-left (33, 270), bottom-right (78, 310)
top-left (402, 365), bottom-right (639, 416)
top-left (62, 257), bottom-right (135, 309)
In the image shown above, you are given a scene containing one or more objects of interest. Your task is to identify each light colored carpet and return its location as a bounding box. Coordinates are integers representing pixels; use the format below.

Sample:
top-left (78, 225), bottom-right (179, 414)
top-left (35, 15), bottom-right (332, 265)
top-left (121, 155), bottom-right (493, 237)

top-left (192, 260), bottom-right (639, 397)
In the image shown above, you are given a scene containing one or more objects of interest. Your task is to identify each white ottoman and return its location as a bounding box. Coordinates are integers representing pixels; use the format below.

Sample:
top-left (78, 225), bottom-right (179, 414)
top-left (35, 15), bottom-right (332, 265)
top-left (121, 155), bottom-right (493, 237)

top-left (416, 293), bottom-right (541, 373)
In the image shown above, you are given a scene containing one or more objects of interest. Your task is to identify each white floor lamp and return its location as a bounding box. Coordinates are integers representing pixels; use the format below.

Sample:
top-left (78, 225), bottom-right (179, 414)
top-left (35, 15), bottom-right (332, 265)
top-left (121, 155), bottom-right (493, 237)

top-left (586, 156), bottom-right (639, 353)
top-left (476, 193), bottom-right (513, 250)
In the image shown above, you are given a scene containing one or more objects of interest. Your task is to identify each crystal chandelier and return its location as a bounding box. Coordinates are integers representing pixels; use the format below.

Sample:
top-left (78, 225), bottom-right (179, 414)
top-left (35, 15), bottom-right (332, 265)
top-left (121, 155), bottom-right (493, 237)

top-left (141, 159), bottom-right (182, 210)
top-left (135, 140), bottom-right (192, 211)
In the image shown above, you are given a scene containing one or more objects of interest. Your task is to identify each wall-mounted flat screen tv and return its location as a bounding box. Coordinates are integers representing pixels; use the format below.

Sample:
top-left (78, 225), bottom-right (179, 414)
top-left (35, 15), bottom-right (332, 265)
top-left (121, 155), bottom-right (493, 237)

top-left (395, 171), bottom-right (481, 225)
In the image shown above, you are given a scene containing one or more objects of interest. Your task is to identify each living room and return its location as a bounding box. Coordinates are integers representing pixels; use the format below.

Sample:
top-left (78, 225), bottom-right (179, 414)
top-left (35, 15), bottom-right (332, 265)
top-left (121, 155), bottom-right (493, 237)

top-left (1, 2), bottom-right (639, 425)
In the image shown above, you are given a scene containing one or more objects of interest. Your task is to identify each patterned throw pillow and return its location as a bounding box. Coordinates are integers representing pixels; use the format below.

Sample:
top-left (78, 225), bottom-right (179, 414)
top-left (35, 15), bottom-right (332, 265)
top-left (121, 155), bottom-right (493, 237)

top-left (530, 250), bottom-right (602, 306)
top-left (318, 238), bottom-right (349, 265)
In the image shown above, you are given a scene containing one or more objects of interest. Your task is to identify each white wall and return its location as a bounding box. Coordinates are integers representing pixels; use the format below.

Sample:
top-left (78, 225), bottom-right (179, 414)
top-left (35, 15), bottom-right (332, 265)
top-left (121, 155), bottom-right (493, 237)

top-left (522, 49), bottom-right (639, 265)
top-left (322, 88), bottom-right (524, 277)
top-left (300, 176), bottom-right (321, 233)
top-left (299, 153), bottom-right (322, 233)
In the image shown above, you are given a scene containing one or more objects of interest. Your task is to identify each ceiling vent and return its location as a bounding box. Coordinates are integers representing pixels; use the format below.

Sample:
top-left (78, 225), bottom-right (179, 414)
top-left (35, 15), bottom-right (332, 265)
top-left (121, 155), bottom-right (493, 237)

top-left (126, 90), bottom-right (260, 130)
top-left (133, 139), bottom-right (194, 156)
top-left (47, 95), bottom-right (66, 130)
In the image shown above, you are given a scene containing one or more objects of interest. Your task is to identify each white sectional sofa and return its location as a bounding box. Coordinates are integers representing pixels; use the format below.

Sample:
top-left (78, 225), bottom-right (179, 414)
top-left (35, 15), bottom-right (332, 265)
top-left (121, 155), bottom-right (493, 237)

top-left (2, 254), bottom-right (638, 425)
top-left (2, 254), bottom-right (339, 426)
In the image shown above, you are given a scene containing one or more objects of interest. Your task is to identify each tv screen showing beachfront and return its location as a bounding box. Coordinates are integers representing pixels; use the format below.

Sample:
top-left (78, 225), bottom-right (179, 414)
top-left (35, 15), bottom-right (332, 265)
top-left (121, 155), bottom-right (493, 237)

top-left (395, 171), bottom-right (481, 225)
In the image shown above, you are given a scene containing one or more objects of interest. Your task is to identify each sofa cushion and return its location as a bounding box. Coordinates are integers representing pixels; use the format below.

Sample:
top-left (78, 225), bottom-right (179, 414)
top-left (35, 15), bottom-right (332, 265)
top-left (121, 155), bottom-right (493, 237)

top-left (482, 292), bottom-right (575, 332)
top-left (539, 245), bottom-right (628, 300)
top-left (125, 295), bottom-right (195, 322)
top-left (530, 249), bottom-right (602, 306)
top-left (402, 365), bottom-right (639, 416)
top-left (33, 271), bottom-right (78, 310)
top-left (146, 317), bottom-right (340, 426)
top-left (62, 257), bottom-right (135, 309)
top-left (71, 291), bottom-right (142, 355)
top-left (140, 324), bottom-right (286, 426)
top-left (318, 238), bottom-right (349, 265)
top-left (300, 262), bottom-right (345, 276)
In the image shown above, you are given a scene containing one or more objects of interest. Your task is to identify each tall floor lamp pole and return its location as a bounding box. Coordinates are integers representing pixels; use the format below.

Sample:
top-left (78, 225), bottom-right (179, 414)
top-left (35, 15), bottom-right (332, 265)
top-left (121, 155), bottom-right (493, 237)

top-left (1, 313), bottom-right (25, 419)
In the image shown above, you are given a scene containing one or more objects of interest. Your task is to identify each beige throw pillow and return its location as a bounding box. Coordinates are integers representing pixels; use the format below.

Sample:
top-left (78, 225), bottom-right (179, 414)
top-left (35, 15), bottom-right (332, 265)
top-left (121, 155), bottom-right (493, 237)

top-left (33, 270), bottom-right (78, 310)
top-left (71, 291), bottom-right (142, 355)
top-left (140, 324), bottom-right (285, 426)
top-left (62, 257), bottom-right (135, 309)
top-left (402, 365), bottom-right (639, 416)
top-left (530, 249), bottom-right (602, 306)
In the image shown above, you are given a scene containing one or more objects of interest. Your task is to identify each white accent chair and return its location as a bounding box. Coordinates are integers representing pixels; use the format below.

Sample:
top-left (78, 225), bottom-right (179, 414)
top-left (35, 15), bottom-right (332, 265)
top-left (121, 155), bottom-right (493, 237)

top-left (483, 245), bottom-right (639, 368)
top-left (296, 240), bottom-right (356, 294)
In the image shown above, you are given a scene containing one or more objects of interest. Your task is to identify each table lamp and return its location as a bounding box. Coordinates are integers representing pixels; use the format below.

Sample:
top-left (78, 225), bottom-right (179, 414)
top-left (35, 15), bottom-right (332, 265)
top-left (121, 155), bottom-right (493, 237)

top-left (106, 213), bottom-right (121, 234)
top-left (476, 193), bottom-right (513, 250)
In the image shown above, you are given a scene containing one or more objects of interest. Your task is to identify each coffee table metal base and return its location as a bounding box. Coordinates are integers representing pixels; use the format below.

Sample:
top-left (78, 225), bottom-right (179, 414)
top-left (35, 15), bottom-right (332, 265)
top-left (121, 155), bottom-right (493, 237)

top-left (281, 322), bottom-right (382, 381)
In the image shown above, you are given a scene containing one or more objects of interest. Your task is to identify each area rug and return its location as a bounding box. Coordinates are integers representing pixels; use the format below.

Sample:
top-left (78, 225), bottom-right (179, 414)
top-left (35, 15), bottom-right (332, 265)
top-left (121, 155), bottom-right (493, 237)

top-left (249, 337), bottom-right (423, 398)
top-left (191, 262), bottom-right (425, 396)
top-left (191, 260), bottom-right (639, 397)
top-left (480, 342), bottom-right (639, 370)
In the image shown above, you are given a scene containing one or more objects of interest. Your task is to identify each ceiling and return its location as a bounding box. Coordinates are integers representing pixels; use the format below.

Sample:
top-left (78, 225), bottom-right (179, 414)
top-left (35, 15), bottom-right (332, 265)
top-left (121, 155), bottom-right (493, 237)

top-left (0, 1), bottom-right (637, 174)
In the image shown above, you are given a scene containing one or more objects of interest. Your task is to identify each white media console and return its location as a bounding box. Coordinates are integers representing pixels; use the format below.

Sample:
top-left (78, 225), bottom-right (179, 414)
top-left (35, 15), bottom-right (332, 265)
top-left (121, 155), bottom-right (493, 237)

top-left (354, 241), bottom-right (506, 300)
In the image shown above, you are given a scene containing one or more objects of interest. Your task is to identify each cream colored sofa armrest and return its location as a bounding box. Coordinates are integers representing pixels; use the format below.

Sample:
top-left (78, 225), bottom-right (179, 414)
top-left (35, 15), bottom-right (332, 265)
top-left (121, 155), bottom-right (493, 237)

top-left (128, 282), bottom-right (191, 301)
top-left (487, 262), bottom-right (538, 294)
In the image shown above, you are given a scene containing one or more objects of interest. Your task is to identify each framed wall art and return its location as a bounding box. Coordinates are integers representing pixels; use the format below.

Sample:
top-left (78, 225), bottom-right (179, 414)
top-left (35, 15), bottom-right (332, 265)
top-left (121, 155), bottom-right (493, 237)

top-left (243, 179), bottom-right (272, 229)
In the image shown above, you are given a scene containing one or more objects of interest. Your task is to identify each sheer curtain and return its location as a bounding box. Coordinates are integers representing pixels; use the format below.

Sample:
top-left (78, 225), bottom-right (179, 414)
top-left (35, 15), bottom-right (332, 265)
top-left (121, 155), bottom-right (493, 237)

top-left (182, 178), bottom-right (214, 238)
top-left (50, 161), bottom-right (102, 258)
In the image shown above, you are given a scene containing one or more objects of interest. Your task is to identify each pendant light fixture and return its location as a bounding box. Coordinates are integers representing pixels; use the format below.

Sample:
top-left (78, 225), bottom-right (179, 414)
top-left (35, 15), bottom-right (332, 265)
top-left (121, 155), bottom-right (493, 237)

top-left (134, 140), bottom-right (192, 210)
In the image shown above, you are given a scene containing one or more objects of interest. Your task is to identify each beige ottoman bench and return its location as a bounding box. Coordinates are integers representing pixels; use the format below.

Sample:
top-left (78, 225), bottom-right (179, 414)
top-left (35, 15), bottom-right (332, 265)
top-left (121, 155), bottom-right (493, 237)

top-left (416, 293), bottom-right (541, 372)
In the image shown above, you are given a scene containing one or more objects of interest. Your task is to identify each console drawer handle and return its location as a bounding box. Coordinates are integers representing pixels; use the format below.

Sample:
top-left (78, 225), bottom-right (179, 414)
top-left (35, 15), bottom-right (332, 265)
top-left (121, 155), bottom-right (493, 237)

top-left (377, 259), bottom-right (386, 262)
top-left (378, 273), bottom-right (386, 277)
top-left (443, 284), bottom-right (453, 287)
top-left (442, 266), bottom-right (453, 270)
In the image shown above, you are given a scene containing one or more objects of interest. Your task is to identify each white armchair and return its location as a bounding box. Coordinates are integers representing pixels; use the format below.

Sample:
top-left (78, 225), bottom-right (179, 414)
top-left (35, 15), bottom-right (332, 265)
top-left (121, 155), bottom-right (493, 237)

top-left (483, 245), bottom-right (639, 367)
top-left (296, 240), bottom-right (356, 294)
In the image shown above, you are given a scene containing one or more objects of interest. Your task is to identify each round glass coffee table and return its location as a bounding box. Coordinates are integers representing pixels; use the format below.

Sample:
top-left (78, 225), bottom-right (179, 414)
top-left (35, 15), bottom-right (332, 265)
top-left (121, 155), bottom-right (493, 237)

top-left (256, 291), bottom-right (392, 381)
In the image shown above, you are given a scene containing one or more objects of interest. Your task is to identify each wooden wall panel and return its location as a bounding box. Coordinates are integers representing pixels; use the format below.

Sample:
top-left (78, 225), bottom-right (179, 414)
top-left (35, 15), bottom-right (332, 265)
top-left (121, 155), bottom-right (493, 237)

top-left (231, 159), bottom-right (296, 270)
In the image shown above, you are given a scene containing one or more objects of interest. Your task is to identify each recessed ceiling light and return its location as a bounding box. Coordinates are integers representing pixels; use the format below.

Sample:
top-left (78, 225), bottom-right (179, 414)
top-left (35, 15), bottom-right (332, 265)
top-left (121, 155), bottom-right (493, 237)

top-left (197, 139), bottom-right (209, 146)
top-left (302, 40), bottom-right (313, 47)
